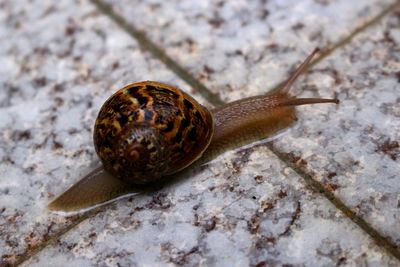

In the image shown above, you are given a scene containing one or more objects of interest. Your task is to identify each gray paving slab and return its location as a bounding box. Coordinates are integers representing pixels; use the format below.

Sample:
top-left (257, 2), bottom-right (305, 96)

top-left (0, 1), bottom-right (202, 266)
top-left (103, 0), bottom-right (396, 101)
top-left (1, 0), bottom-right (399, 266)
top-left (100, 0), bottom-right (400, 252)
top-left (272, 10), bottom-right (400, 247)
top-left (21, 147), bottom-right (399, 266)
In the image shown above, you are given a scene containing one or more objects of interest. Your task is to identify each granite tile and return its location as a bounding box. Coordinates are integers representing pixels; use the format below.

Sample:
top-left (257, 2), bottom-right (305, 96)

top-left (271, 11), bottom-right (400, 247)
top-left (100, 0), bottom-right (399, 252)
top-left (100, 0), bottom-right (399, 251)
top-left (21, 147), bottom-right (399, 266)
top-left (0, 1), bottom-right (204, 265)
top-left (103, 0), bottom-right (396, 101)
top-left (2, 0), bottom-right (399, 266)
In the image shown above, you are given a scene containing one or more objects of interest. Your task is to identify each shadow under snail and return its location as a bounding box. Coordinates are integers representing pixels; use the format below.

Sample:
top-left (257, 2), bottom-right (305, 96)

top-left (49, 48), bottom-right (339, 212)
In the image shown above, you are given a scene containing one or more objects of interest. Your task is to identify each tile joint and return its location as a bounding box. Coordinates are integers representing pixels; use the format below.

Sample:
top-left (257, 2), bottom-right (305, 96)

top-left (90, 0), bottom-right (400, 260)
top-left (14, 1), bottom-right (400, 266)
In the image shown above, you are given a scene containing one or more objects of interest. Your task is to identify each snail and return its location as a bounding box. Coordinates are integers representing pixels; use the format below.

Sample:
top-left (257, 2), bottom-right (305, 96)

top-left (48, 48), bottom-right (339, 211)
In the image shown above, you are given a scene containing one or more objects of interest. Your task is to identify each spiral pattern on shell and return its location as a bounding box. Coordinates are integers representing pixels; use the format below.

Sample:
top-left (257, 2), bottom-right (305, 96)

top-left (93, 81), bottom-right (214, 184)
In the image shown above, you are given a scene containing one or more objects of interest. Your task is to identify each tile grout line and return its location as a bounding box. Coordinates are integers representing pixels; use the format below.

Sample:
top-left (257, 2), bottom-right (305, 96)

top-left (266, 143), bottom-right (400, 260)
top-left (267, 1), bottom-right (400, 95)
top-left (91, 0), bottom-right (224, 107)
top-left (13, 203), bottom-right (118, 267)
top-left (13, 1), bottom-right (399, 266)
top-left (90, 0), bottom-right (400, 260)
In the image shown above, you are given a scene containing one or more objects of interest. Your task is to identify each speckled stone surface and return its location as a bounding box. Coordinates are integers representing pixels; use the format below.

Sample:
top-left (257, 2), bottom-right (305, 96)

top-left (101, 0), bottom-right (399, 252)
top-left (1, 0), bottom-right (400, 266)
top-left (271, 11), bottom-right (400, 246)
top-left (104, 0), bottom-right (396, 101)
top-left (21, 147), bottom-right (398, 266)
top-left (0, 1), bottom-right (203, 266)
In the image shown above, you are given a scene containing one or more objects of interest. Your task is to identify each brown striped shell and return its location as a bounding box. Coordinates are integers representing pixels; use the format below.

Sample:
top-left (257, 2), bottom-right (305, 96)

top-left (93, 81), bottom-right (214, 184)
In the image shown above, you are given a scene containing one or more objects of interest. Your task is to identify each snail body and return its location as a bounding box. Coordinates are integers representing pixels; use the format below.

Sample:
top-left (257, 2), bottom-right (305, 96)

top-left (49, 49), bottom-right (339, 211)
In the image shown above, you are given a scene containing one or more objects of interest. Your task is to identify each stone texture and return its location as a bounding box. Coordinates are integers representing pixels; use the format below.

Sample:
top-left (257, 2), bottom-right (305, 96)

top-left (104, 0), bottom-right (396, 101)
top-left (21, 147), bottom-right (398, 266)
top-left (271, 10), bottom-right (400, 247)
top-left (1, 0), bottom-right (399, 266)
top-left (101, 0), bottom-right (400, 251)
top-left (0, 1), bottom-right (202, 266)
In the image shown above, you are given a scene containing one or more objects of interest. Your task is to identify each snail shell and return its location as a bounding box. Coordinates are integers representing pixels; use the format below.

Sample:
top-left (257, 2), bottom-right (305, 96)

top-left (49, 48), bottom-right (339, 212)
top-left (93, 81), bottom-right (214, 184)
